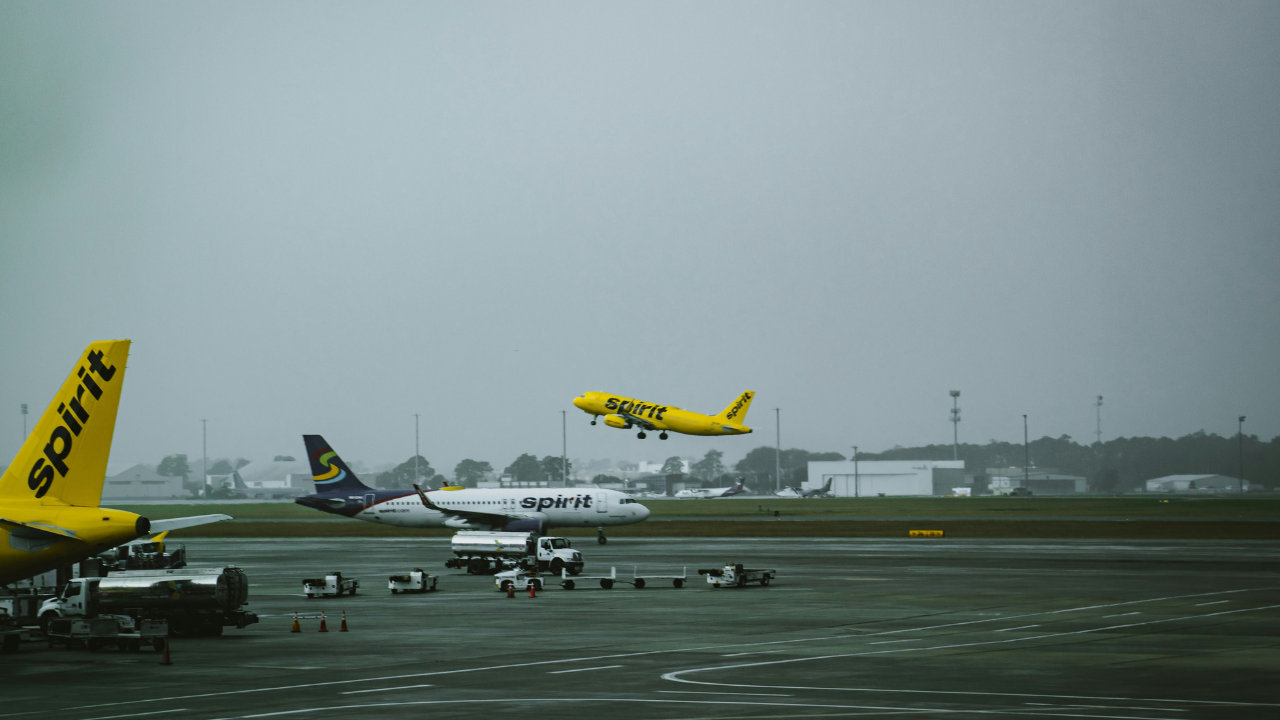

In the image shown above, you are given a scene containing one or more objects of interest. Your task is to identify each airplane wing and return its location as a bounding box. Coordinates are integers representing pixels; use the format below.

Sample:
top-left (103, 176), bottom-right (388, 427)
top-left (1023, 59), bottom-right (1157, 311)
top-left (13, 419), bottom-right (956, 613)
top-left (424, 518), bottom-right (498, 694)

top-left (145, 514), bottom-right (232, 536)
top-left (616, 410), bottom-right (657, 431)
top-left (411, 484), bottom-right (527, 527)
top-left (0, 517), bottom-right (78, 552)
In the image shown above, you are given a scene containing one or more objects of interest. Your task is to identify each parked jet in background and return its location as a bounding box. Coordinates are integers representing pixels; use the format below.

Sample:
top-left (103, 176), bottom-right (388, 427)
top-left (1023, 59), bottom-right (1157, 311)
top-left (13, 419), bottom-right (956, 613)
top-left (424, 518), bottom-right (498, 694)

top-left (802, 478), bottom-right (834, 498)
top-left (0, 340), bottom-right (228, 585)
top-left (294, 435), bottom-right (649, 544)
top-left (572, 391), bottom-right (754, 439)
top-left (674, 478), bottom-right (747, 499)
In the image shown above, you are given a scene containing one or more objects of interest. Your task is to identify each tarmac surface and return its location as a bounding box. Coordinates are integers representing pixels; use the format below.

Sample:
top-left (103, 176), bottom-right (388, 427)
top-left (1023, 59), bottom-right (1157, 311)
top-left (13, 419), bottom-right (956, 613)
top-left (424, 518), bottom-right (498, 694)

top-left (5, 537), bottom-right (1280, 720)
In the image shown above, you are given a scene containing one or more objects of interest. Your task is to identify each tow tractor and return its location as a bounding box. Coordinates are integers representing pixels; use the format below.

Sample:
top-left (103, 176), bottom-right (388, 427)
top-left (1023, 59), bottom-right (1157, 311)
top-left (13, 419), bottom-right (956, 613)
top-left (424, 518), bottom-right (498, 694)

top-left (388, 569), bottom-right (437, 594)
top-left (700, 563), bottom-right (775, 588)
top-left (494, 568), bottom-right (548, 592)
top-left (303, 572), bottom-right (359, 598)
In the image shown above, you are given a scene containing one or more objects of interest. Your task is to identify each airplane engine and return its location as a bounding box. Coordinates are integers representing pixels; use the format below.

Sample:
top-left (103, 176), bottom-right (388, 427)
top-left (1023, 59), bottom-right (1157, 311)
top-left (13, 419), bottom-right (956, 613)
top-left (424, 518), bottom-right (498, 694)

top-left (603, 414), bottom-right (630, 429)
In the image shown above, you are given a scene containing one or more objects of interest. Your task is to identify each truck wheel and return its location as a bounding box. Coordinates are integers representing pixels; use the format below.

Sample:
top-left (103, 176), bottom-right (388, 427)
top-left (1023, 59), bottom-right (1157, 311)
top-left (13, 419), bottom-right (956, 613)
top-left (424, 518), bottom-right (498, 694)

top-left (40, 611), bottom-right (58, 633)
top-left (761, 575), bottom-right (771, 586)
top-left (550, 558), bottom-right (564, 575)
top-left (391, 588), bottom-right (398, 594)
top-left (468, 558), bottom-right (485, 574)
top-left (634, 578), bottom-right (645, 589)
top-left (736, 575), bottom-right (746, 588)
top-left (306, 594), bottom-right (314, 599)
top-left (530, 579), bottom-right (542, 591)
top-left (153, 639), bottom-right (166, 651)
top-left (350, 587), bottom-right (357, 595)
top-left (673, 578), bottom-right (683, 588)
top-left (601, 579), bottom-right (614, 589)
top-left (568, 567), bottom-right (582, 576)
top-left (500, 580), bottom-right (512, 592)
top-left (563, 580), bottom-right (575, 590)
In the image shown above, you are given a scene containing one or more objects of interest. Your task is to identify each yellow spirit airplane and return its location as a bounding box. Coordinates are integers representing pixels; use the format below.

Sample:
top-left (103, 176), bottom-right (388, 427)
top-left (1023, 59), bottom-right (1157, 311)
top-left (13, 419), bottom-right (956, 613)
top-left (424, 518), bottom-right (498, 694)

top-left (572, 391), bottom-right (755, 439)
top-left (0, 340), bottom-right (227, 586)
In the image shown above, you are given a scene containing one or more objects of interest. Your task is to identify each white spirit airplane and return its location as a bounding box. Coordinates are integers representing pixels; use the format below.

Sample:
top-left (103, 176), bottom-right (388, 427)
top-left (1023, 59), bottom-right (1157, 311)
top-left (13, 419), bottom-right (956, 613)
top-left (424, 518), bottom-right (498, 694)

top-left (674, 478), bottom-right (747, 498)
top-left (294, 435), bottom-right (650, 544)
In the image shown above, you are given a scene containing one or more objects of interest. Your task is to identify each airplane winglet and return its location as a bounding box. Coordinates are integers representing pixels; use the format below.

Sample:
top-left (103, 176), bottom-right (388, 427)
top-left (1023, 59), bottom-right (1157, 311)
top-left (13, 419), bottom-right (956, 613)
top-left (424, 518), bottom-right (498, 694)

top-left (145, 513), bottom-right (232, 536)
top-left (412, 483), bottom-right (441, 510)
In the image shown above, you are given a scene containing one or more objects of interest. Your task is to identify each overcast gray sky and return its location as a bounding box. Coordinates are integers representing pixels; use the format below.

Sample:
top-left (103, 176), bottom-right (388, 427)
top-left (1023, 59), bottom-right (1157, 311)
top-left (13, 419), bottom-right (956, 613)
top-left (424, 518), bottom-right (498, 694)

top-left (2, 1), bottom-right (1277, 474)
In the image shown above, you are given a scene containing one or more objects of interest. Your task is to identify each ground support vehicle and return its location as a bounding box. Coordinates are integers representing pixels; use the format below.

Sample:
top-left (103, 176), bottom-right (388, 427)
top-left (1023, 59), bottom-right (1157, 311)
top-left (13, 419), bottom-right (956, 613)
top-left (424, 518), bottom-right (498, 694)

top-left (98, 541), bottom-right (186, 572)
top-left (45, 614), bottom-right (167, 652)
top-left (494, 568), bottom-right (549, 592)
top-left (40, 567), bottom-right (258, 637)
top-left (446, 531), bottom-right (583, 575)
top-left (0, 610), bottom-right (42, 654)
top-left (558, 566), bottom-right (619, 590)
top-left (629, 566), bottom-right (688, 589)
top-left (304, 572), bottom-right (359, 598)
top-left (389, 569), bottom-right (437, 594)
top-left (700, 564), bottom-right (776, 588)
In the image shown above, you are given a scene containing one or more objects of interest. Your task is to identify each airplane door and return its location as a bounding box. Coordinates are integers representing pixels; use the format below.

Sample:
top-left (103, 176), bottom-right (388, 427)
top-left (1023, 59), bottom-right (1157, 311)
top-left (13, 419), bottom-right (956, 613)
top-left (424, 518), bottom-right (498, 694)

top-left (595, 492), bottom-right (607, 513)
top-left (364, 492), bottom-right (376, 509)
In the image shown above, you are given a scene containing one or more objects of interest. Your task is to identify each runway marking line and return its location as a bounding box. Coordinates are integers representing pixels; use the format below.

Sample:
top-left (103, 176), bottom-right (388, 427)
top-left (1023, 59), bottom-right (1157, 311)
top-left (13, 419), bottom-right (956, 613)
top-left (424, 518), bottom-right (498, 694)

top-left (1194, 601), bottom-right (1228, 606)
top-left (869, 639), bottom-right (919, 645)
top-left (658, 691), bottom-right (793, 697)
top-left (61, 586), bottom-right (1277, 713)
top-left (723, 650), bottom-right (784, 657)
top-left (994, 625), bottom-right (1041, 633)
top-left (1026, 703), bottom-right (1187, 712)
top-left (199, 697), bottom-right (1198, 720)
top-left (548, 665), bottom-right (624, 674)
top-left (660, 602), bottom-right (1280, 708)
top-left (1101, 612), bottom-right (1140, 619)
top-left (339, 685), bottom-right (431, 695)
top-left (76, 710), bottom-right (190, 720)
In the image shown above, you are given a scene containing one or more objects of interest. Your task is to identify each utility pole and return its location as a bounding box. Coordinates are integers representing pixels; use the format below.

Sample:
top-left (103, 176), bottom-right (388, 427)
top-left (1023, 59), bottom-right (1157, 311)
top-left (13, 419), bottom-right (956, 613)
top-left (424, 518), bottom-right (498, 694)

top-left (1022, 414), bottom-right (1029, 489)
top-left (561, 410), bottom-right (568, 487)
top-left (201, 419), bottom-right (207, 498)
top-left (852, 445), bottom-right (859, 498)
top-left (413, 414), bottom-right (420, 486)
top-left (1095, 396), bottom-right (1103, 446)
top-left (949, 390), bottom-right (961, 461)
top-left (1239, 416), bottom-right (1246, 497)
top-left (775, 408), bottom-right (781, 493)
top-left (20, 403), bottom-right (28, 441)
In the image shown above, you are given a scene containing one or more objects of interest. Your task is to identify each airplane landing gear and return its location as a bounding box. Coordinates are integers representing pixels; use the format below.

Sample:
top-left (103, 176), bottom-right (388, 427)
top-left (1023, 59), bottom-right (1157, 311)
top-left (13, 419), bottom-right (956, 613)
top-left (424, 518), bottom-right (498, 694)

top-left (597, 526), bottom-right (607, 545)
top-left (659, 432), bottom-right (668, 440)
top-left (590, 420), bottom-right (597, 425)
top-left (637, 431), bottom-right (647, 439)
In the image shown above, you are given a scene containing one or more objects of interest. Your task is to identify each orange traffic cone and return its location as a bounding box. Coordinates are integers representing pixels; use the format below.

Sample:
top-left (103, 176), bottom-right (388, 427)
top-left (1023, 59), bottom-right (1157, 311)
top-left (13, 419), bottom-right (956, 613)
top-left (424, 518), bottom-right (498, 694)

top-left (340, 611), bottom-right (348, 632)
top-left (507, 583), bottom-right (515, 599)
top-left (319, 611), bottom-right (328, 632)
top-left (528, 582), bottom-right (537, 598)
top-left (159, 637), bottom-right (172, 665)
top-left (291, 612), bottom-right (301, 633)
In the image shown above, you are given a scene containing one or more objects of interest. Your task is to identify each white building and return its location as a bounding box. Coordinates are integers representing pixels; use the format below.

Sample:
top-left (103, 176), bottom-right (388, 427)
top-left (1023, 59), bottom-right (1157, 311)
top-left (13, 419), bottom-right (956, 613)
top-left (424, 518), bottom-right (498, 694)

top-left (102, 464), bottom-right (185, 500)
top-left (1145, 474), bottom-right (1247, 493)
top-left (805, 460), bottom-right (965, 497)
top-left (634, 459), bottom-right (691, 475)
top-left (233, 459), bottom-right (315, 497)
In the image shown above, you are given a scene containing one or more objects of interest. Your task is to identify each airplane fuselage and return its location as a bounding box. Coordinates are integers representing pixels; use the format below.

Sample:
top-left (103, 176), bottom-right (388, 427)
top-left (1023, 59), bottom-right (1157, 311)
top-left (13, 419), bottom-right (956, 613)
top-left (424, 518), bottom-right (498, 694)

top-left (297, 487), bottom-right (649, 531)
top-left (572, 392), bottom-right (752, 437)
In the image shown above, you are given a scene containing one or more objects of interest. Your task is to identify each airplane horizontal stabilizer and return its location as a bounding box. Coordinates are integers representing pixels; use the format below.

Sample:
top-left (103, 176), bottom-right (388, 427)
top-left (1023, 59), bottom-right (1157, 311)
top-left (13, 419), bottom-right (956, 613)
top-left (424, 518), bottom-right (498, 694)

top-left (0, 517), bottom-right (77, 553)
top-left (145, 514), bottom-right (232, 536)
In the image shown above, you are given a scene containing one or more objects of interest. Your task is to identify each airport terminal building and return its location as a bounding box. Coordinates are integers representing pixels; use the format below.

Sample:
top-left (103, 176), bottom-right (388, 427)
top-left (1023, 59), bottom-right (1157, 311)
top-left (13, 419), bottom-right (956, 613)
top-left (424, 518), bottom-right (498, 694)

top-left (804, 460), bottom-right (965, 497)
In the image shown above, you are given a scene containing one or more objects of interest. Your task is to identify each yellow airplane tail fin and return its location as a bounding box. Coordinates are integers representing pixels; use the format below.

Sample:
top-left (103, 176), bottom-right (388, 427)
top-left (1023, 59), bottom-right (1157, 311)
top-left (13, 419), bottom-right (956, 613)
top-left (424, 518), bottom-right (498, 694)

top-left (715, 391), bottom-right (755, 424)
top-left (0, 340), bottom-right (130, 506)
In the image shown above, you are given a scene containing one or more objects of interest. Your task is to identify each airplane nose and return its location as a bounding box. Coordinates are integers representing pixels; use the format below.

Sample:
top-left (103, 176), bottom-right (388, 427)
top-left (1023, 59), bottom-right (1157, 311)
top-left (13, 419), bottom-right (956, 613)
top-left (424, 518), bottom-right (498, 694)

top-left (638, 504), bottom-right (651, 519)
top-left (573, 396), bottom-right (588, 410)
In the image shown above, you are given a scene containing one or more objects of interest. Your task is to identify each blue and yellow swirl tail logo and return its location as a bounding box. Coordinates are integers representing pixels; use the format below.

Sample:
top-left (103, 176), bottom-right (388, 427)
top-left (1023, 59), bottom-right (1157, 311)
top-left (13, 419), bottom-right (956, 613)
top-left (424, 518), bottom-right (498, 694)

top-left (312, 449), bottom-right (347, 487)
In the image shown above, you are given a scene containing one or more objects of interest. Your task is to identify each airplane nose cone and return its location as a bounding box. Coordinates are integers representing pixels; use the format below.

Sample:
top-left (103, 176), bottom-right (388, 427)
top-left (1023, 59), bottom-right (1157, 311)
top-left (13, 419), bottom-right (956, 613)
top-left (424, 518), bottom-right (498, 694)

top-left (573, 396), bottom-right (588, 410)
top-left (638, 504), bottom-right (651, 520)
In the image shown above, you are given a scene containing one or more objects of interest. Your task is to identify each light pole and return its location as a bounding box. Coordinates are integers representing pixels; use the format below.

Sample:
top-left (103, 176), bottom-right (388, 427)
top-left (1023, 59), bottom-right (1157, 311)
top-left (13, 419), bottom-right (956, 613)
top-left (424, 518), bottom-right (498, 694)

top-left (949, 390), bottom-right (961, 461)
top-left (852, 445), bottom-right (859, 498)
top-left (1022, 414), bottom-right (1029, 489)
top-left (201, 418), bottom-right (207, 498)
top-left (1239, 416), bottom-right (1246, 497)
top-left (1095, 396), bottom-right (1103, 446)
top-left (775, 408), bottom-right (781, 493)
top-left (413, 414), bottom-right (420, 486)
top-left (561, 410), bottom-right (568, 487)
top-left (20, 403), bottom-right (28, 441)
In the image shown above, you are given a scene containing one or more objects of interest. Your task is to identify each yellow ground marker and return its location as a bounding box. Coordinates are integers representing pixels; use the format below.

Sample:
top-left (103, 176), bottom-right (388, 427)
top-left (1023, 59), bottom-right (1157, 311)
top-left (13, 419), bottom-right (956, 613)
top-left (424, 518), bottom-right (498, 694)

top-left (909, 530), bottom-right (944, 538)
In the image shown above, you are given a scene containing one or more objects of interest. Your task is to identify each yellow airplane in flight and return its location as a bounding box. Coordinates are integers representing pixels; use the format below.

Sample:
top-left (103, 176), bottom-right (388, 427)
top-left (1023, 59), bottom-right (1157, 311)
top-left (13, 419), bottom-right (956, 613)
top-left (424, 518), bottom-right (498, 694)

top-left (572, 391), bottom-right (755, 440)
top-left (0, 340), bottom-right (227, 585)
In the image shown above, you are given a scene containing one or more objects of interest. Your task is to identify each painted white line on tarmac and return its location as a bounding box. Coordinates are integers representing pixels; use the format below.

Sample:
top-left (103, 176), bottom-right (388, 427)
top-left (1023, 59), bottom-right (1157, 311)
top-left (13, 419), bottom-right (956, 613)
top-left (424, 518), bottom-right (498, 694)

top-left (1195, 601), bottom-right (1228, 606)
top-left (199, 697), bottom-right (1192, 720)
top-left (339, 685), bottom-right (431, 695)
top-left (1026, 703), bottom-right (1187, 712)
top-left (63, 587), bottom-right (1277, 712)
top-left (660, 603), bottom-right (1280, 708)
top-left (78, 710), bottom-right (190, 720)
top-left (722, 650), bottom-right (784, 657)
top-left (660, 686), bottom-right (788, 691)
top-left (870, 639), bottom-right (920, 645)
top-left (994, 625), bottom-right (1041, 632)
top-left (548, 665), bottom-right (624, 674)
top-left (1101, 612), bottom-right (1140, 619)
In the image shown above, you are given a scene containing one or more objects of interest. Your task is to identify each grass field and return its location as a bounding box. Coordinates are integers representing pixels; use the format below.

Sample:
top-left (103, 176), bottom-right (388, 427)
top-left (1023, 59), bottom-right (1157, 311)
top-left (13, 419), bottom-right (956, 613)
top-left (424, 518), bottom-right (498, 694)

top-left (107, 496), bottom-right (1280, 521)
top-left (109, 496), bottom-right (1280, 539)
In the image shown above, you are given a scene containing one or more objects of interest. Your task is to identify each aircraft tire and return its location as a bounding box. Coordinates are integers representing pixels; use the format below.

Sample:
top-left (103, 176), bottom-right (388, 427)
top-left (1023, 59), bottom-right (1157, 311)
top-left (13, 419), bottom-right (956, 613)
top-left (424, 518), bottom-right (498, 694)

top-left (637, 431), bottom-right (646, 439)
top-left (634, 578), bottom-right (645, 589)
top-left (597, 536), bottom-right (607, 545)
top-left (659, 433), bottom-right (668, 440)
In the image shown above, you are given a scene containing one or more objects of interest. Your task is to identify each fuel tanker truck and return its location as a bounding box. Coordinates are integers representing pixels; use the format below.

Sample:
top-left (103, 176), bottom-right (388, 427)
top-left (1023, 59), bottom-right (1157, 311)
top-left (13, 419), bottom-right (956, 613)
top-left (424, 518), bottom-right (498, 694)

top-left (39, 567), bottom-right (258, 637)
top-left (445, 531), bottom-right (584, 575)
